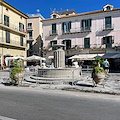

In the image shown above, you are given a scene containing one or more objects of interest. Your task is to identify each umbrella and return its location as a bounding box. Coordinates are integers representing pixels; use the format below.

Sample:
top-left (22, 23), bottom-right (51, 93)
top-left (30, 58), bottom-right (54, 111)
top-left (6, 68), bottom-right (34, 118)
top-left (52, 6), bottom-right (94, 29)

top-left (5, 56), bottom-right (24, 61)
top-left (24, 55), bottom-right (45, 62)
top-left (68, 55), bottom-right (80, 60)
top-left (68, 54), bottom-right (95, 60)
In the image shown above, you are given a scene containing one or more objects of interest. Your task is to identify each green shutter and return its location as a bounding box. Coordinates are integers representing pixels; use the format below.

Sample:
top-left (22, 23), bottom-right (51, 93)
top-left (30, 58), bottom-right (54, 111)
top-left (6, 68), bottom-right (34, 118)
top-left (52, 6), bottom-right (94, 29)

top-left (69, 21), bottom-right (71, 29)
top-left (89, 19), bottom-right (92, 27)
top-left (103, 37), bottom-right (106, 44)
top-left (52, 24), bottom-right (56, 33)
top-left (7, 16), bottom-right (9, 27)
top-left (62, 22), bottom-right (65, 32)
top-left (81, 20), bottom-right (84, 27)
top-left (84, 38), bottom-right (90, 48)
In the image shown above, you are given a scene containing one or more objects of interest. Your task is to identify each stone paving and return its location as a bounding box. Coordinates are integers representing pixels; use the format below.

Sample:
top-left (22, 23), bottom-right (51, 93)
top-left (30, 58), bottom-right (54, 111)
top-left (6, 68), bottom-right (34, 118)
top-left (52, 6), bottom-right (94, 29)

top-left (0, 70), bottom-right (120, 95)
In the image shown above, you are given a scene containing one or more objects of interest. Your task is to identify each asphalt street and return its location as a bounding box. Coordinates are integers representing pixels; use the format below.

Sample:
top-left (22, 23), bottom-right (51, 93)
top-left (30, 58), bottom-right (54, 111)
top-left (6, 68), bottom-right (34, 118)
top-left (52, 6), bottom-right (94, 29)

top-left (0, 87), bottom-right (120, 120)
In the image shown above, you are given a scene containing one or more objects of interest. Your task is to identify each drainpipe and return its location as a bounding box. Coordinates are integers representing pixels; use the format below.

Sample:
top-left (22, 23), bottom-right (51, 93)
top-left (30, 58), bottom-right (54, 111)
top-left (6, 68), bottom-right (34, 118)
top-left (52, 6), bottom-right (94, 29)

top-left (39, 17), bottom-right (40, 56)
top-left (1, 0), bottom-right (4, 69)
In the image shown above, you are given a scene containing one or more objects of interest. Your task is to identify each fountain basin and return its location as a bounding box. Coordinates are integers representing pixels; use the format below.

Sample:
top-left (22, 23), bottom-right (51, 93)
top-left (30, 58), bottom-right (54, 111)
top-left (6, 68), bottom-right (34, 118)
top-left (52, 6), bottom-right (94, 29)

top-left (38, 67), bottom-right (82, 79)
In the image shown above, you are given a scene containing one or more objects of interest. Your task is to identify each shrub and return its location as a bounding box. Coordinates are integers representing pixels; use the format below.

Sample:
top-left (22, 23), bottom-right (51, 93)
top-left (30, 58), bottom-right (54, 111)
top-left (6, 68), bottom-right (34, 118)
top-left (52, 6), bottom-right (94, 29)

top-left (10, 67), bottom-right (22, 83)
top-left (92, 66), bottom-right (106, 74)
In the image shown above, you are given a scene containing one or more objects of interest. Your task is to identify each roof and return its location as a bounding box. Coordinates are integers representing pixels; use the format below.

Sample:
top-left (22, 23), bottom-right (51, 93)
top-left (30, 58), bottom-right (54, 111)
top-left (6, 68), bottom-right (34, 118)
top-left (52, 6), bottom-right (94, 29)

top-left (0, 0), bottom-right (28, 18)
top-left (28, 13), bottom-right (45, 19)
top-left (42, 8), bottom-right (120, 22)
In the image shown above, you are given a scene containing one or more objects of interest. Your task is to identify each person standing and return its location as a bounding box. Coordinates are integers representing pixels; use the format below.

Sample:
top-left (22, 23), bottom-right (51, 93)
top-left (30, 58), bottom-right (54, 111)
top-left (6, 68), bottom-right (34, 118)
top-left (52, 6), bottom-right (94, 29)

top-left (103, 59), bottom-right (109, 74)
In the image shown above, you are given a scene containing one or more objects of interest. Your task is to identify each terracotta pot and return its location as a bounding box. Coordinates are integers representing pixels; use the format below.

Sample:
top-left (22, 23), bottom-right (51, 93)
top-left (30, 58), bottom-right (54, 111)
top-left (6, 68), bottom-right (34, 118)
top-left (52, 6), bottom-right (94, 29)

top-left (92, 72), bottom-right (105, 84)
top-left (15, 72), bottom-right (24, 83)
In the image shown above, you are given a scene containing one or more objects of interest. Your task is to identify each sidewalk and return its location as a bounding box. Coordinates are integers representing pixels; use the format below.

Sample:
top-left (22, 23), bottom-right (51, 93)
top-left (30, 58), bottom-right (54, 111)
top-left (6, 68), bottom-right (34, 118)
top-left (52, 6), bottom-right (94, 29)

top-left (0, 71), bottom-right (120, 95)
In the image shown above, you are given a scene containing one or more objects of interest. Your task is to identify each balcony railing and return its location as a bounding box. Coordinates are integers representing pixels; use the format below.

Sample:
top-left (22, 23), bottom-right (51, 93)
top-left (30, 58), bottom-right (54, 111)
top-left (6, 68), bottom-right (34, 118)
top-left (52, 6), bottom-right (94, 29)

top-left (81, 26), bottom-right (91, 32)
top-left (103, 24), bottom-right (114, 30)
top-left (0, 15), bottom-right (26, 34)
top-left (49, 30), bottom-right (58, 36)
top-left (0, 37), bottom-right (26, 47)
top-left (27, 26), bottom-right (33, 31)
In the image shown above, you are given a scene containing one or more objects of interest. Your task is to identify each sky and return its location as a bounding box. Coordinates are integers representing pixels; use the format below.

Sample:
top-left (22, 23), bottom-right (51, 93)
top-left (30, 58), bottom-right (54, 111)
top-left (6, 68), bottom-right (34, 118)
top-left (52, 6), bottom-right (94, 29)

top-left (5, 0), bottom-right (120, 19)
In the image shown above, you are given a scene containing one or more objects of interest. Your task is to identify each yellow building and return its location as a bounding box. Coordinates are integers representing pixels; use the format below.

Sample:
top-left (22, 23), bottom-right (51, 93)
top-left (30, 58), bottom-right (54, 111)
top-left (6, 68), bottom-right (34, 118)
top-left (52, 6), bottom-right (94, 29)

top-left (0, 0), bottom-right (28, 69)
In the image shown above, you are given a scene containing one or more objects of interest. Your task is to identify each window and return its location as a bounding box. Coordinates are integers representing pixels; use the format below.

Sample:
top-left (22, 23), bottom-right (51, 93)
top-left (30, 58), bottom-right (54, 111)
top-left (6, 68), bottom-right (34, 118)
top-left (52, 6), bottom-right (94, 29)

top-left (81, 19), bottom-right (91, 31)
top-left (84, 38), bottom-right (90, 49)
top-left (28, 31), bottom-right (33, 39)
top-left (6, 31), bottom-right (10, 43)
top-left (105, 16), bottom-right (112, 29)
top-left (106, 6), bottom-right (111, 10)
top-left (103, 36), bottom-right (114, 48)
top-left (4, 15), bottom-right (9, 27)
top-left (19, 23), bottom-right (24, 32)
top-left (62, 40), bottom-right (71, 50)
top-left (50, 40), bottom-right (57, 50)
top-left (28, 23), bottom-right (32, 29)
top-left (20, 36), bottom-right (23, 46)
top-left (62, 22), bottom-right (71, 33)
top-left (52, 23), bottom-right (57, 34)
top-left (6, 8), bottom-right (8, 11)
top-left (53, 15), bottom-right (56, 18)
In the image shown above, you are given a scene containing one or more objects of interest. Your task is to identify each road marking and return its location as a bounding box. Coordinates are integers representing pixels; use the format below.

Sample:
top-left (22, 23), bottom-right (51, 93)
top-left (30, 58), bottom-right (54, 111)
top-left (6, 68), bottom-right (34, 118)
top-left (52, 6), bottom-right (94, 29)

top-left (0, 116), bottom-right (16, 120)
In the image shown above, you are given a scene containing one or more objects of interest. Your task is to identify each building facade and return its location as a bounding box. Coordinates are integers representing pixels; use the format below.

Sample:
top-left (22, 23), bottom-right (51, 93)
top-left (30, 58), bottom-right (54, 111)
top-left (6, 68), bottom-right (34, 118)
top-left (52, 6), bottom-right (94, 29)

top-left (27, 13), bottom-right (44, 58)
top-left (42, 4), bottom-right (120, 66)
top-left (0, 0), bottom-right (28, 69)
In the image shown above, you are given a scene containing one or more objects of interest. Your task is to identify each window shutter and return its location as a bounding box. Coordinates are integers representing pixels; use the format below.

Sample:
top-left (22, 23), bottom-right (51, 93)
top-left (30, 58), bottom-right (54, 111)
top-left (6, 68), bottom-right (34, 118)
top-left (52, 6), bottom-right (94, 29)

top-left (19, 23), bottom-right (21, 31)
top-left (103, 37), bottom-right (106, 44)
top-left (23, 24), bottom-right (24, 30)
top-left (62, 22), bottom-right (65, 30)
top-left (69, 21), bottom-right (71, 29)
top-left (7, 16), bottom-right (9, 27)
top-left (20, 36), bottom-right (23, 46)
top-left (81, 20), bottom-right (84, 27)
top-left (89, 19), bottom-right (92, 27)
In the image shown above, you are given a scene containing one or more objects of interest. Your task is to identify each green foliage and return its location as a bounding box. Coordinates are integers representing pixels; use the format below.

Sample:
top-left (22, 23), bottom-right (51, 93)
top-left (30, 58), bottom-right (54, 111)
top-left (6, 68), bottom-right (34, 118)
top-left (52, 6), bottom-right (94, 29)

top-left (92, 57), bottom-right (104, 67)
top-left (92, 66), bottom-right (106, 75)
top-left (92, 57), bottom-right (106, 75)
top-left (12, 59), bottom-right (24, 68)
top-left (10, 67), bottom-right (22, 83)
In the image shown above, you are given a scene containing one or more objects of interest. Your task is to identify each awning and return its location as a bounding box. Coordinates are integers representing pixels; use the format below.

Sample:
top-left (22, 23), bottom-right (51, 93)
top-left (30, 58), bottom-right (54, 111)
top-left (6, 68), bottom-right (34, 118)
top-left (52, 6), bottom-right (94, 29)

top-left (110, 53), bottom-right (120, 59)
top-left (102, 53), bottom-right (118, 59)
top-left (68, 54), bottom-right (104, 60)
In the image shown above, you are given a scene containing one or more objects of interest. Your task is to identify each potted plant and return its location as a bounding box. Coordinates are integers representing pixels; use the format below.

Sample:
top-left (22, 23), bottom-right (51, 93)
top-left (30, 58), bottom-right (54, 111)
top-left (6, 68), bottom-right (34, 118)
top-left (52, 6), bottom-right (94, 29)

top-left (10, 59), bottom-right (24, 85)
top-left (92, 57), bottom-right (106, 85)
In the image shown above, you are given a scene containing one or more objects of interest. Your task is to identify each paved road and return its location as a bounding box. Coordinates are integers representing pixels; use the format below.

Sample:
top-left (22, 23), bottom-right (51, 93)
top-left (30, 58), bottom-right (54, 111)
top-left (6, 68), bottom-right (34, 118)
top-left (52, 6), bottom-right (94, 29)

top-left (0, 87), bottom-right (120, 120)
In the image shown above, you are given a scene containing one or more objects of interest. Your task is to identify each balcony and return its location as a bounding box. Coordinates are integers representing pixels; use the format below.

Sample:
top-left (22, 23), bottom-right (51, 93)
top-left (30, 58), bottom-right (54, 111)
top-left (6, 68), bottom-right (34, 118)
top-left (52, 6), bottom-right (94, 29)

top-left (27, 26), bottom-right (33, 31)
top-left (49, 30), bottom-right (58, 36)
top-left (62, 28), bottom-right (81, 35)
top-left (0, 16), bottom-right (27, 36)
top-left (81, 26), bottom-right (91, 32)
top-left (0, 37), bottom-right (26, 48)
top-left (26, 37), bottom-right (34, 43)
top-left (62, 27), bottom-right (91, 35)
top-left (103, 24), bottom-right (114, 31)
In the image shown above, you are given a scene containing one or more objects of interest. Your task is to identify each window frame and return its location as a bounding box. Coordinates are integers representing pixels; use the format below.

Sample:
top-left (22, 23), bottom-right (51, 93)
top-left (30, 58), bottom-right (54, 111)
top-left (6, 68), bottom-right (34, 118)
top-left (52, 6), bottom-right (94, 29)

top-left (4, 15), bottom-right (9, 27)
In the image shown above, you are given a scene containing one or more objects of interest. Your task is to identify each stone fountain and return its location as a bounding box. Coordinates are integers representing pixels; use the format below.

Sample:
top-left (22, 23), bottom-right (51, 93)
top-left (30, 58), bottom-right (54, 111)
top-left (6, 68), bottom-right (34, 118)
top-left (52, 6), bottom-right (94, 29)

top-left (38, 44), bottom-right (81, 81)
